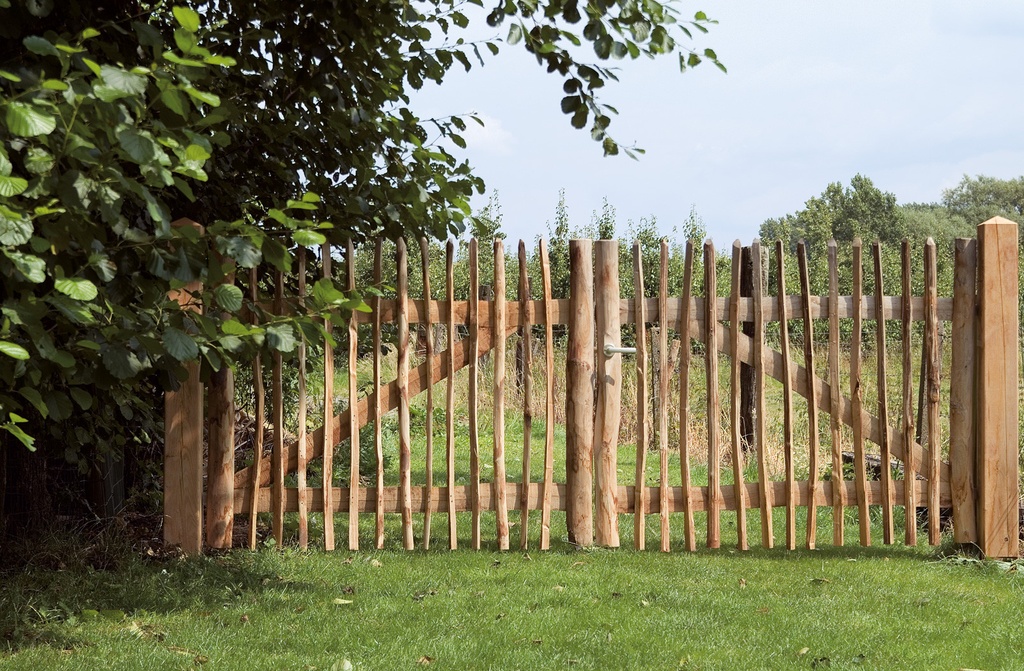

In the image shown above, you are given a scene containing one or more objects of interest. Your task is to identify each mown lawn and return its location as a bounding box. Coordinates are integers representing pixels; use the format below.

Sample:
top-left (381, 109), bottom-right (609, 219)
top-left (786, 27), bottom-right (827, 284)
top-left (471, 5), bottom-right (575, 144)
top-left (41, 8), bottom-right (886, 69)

top-left (2, 517), bottom-right (1023, 671)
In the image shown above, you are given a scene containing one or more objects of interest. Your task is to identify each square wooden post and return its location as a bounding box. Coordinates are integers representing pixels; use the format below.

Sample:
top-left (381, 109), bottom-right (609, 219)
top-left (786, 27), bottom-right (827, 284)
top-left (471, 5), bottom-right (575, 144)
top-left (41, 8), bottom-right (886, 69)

top-left (976, 217), bottom-right (1019, 559)
top-left (164, 219), bottom-right (205, 555)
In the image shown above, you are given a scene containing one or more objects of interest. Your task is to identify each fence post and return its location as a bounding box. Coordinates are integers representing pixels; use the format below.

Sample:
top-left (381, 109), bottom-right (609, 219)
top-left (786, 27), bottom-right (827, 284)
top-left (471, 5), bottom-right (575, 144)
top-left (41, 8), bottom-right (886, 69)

top-left (566, 239), bottom-right (594, 547)
top-left (594, 240), bottom-right (621, 548)
top-left (976, 216), bottom-right (1019, 558)
top-left (206, 257), bottom-right (236, 549)
top-left (164, 218), bottom-right (204, 554)
top-left (949, 238), bottom-right (978, 544)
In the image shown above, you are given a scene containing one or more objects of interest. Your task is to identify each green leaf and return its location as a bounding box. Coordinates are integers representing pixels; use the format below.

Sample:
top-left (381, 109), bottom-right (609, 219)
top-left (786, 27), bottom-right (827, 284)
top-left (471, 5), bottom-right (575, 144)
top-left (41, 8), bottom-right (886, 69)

top-left (293, 230), bottom-right (327, 247)
top-left (0, 176), bottom-right (28, 197)
top-left (4, 251), bottom-right (46, 283)
top-left (217, 236), bottom-right (261, 268)
top-left (45, 392), bottom-right (73, 421)
top-left (266, 324), bottom-right (296, 353)
top-left (162, 51), bottom-right (206, 68)
top-left (285, 200), bottom-right (317, 211)
top-left (203, 55), bottom-right (237, 67)
top-left (312, 278), bottom-right (345, 305)
top-left (5, 103), bottom-right (57, 137)
top-left (221, 319), bottom-right (252, 336)
top-left (19, 387), bottom-right (48, 417)
top-left (163, 327), bottom-right (199, 361)
top-left (507, 23), bottom-right (523, 46)
top-left (102, 345), bottom-right (147, 379)
top-left (0, 70), bottom-right (22, 83)
top-left (54, 277), bottom-right (99, 301)
top-left (213, 283), bottom-right (243, 312)
top-left (80, 27), bottom-right (100, 40)
top-left (0, 340), bottom-right (30, 359)
top-left (172, 6), bottom-right (201, 32)
top-left (99, 65), bottom-right (147, 96)
top-left (160, 88), bottom-right (188, 117)
top-left (0, 148), bottom-right (9, 177)
top-left (301, 191), bottom-right (321, 203)
top-left (117, 128), bottom-right (159, 164)
top-left (183, 86), bottom-right (220, 107)
top-left (22, 36), bottom-right (59, 56)
top-left (70, 387), bottom-right (93, 410)
top-left (184, 144), bottom-right (211, 162)
top-left (0, 212), bottom-right (33, 247)
top-left (3, 422), bottom-right (35, 451)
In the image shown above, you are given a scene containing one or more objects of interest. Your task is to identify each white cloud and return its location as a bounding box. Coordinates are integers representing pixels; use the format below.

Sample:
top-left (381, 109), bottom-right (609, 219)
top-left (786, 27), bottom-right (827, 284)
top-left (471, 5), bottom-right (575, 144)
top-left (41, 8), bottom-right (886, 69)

top-left (461, 113), bottom-right (514, 156)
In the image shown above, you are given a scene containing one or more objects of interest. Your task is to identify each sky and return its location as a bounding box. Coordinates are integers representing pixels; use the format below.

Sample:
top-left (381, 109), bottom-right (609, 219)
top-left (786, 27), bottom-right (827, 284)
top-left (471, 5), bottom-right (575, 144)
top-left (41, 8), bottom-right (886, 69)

top-left (410, 0), bottom-right (1024, 246)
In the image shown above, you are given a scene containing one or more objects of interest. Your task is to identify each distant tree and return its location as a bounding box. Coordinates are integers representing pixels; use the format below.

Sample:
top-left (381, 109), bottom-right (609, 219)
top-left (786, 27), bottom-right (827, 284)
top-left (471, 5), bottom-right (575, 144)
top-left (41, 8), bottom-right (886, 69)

top-left (942, 175), bottom-right (1024, 239)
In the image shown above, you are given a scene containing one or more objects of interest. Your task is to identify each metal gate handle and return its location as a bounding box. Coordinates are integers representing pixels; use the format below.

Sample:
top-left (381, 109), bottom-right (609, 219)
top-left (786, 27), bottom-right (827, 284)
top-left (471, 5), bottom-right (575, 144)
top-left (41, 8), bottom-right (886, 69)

top-left (603, 344), bottom-right (637, 358)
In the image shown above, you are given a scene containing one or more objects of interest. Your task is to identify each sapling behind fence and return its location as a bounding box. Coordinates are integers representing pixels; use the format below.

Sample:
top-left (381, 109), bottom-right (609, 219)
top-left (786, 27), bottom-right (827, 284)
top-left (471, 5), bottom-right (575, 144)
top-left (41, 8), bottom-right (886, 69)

top-left (163, 217), bottom-right (1021, 558)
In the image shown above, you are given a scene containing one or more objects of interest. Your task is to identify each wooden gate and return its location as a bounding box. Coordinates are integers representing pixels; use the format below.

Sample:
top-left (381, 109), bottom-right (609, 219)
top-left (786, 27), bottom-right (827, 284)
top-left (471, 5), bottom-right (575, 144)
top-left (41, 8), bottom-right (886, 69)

top-left (164, 218), bottom-right (1020, 558)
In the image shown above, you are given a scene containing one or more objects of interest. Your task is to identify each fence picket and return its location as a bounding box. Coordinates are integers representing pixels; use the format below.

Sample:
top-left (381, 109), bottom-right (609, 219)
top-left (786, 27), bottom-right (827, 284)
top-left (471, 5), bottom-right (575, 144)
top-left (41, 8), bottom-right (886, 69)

top-left (297, 247), bottom-right (309, 550)
top-left (729, 241), bottom-right (748, 551)
top-left (901, 240), bottom-right (917, 546)
top-left (872, 242), bottom-right (894, 545)
top-left (827, 240), bottom-right (844, 546)
top-left (752, 241), bottom-right (773, 548)
top-left (248, 267), bottom-right (265, 550)
top-left (851, 238), bottom-right (870, 546)
top-left (658, 240), bottom-right (671, 553)
top-left (322, 245), bottom-right (335, 551)
top-left (373, 240), bottom-right (385, 549)
top-left (419, 238), bottom-right (434, 550)
top-left (704, 240), bottom-right (722, 549)
top-left (924, 238), bottom-right (941, 546)
top-left (493, 239), bottom-right (510, 551)
top-left (539, 240), bottom-right (556, 550)
top-left (445, 241), bottom-right (458, 549)
top-left (776, 241), bottom-right (796, 550)
top-left (633, 242), bottom-right (649, 550)
top-left (679, 240), bottom-right (697, 552)
top-left (797, 242), bottom-right (819, 549)
top-left (949, 238), bottom-right (978, 544)
top-left (518, 241), bottom-right (534, 550)
top-left (468, 239), bottom-right (481, 549)
top-left (272, 269), bottom-right (285, 546)
top-left (397, 238), bottom-right (414, 550)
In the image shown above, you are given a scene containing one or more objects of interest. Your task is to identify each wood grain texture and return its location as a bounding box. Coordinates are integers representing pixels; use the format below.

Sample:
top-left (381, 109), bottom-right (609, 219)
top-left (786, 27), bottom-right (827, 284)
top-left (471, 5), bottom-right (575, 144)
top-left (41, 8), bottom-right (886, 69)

top-left (272, 270), bottom-right (285, 546)
top-left (397, 239), bottom-right (414, 550)
top-left (632, 242), bottom-right (648, 550)
top-left (705, 240), bottom-right (722, 549)
top-left (493, 239), bottom-right (510, 551)
top-left (901, 240), bottom-right (917, 546)
top-left (468, 238), bottom-right (481, 549)
top-left (567, 239), bottom-right (595, 547)
top-left (976, 217), bottom-right (1020, 558)
top-left (870, 243), bottom-right (894, 545)
top-left (924, 238), bottom-right (941, 546)
top-left (419, 238), bottom-right (434, 550)
top-left (296, 247), bottom-right (309, 550)
top-left (322, 246), bottom-right (335, 551)
top-left (850, 239), bottom-right (870, 546)
top-left (657, 240), bottom-right (671, 553)
top-left (445, 241), bottom-right (458, 549)
top-left (752, 241), bottom-right (773, 549)
top-left (797, 242), bottom-right (819, 549)
top-left (595, 240), bottom-right (621, 548)
top-left (539, 239), bottom-right (556, 550)
top-left (518, 241), bottom-right (534, 550)
top-left (373, 240), bottom-right (385, 549)
top-left (248, 267), bottom-right (265, 550)
top-left (828, 240), bottom-right (844, 546)
top-left (776, 241), bottom-right (796, 550)
top-left (729, 241), bottom-right (748, 550)
top-left (949, 238), bottom-right (978, 544)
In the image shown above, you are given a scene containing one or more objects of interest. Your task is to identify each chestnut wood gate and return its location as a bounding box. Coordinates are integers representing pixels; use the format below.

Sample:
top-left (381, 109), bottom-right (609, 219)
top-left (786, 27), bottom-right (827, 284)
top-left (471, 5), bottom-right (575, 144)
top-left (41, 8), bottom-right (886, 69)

top-left (164, 217), bottom-right (1020, 558)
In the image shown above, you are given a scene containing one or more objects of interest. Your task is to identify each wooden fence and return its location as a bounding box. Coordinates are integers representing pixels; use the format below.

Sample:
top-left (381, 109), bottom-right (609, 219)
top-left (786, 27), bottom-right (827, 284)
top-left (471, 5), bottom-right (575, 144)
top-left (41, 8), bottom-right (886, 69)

top-left (164, 217), bottom-right (1021, 558)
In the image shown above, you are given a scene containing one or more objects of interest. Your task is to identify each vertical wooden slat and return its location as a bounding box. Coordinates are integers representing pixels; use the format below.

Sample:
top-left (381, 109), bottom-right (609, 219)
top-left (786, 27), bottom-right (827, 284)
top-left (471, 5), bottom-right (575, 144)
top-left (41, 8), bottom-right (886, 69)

top-left (322, 245), bottom-right (335, 551)
top-left (347, 241), bottom-right (360, 551)
top-left (752, 241), bottom-right (773, 548)
top-left (827, 239), bottom-right (845, 546)
top-left (798, 242), bottom-right (820, 549)
top-left (729, 241), bottom-right (748, 551)
top-left (373, 240), bottom-right (385, 549)
top-left (901, 240), bottom-right (917, 546)
top-left (923, 238), bottom-right (941, 546)
top-left (872, 242), bottom-right (894, 545)
top-left (633, 242), bottom-right (649, 550)
top-left (419, 238), bottom-right (434, 550)
top-left (468, 238), bottom-right (482, 549)
top-left (207, 265), bottom-right (236, 549)
top-left (272, 269), bottom-right (285, 546)
top-left (518, 241), bottom-right (534, 550)
top-left (539, 239), bottom-right (556, 550)
top-left (776, 241), bottom-right (796, 551)
top-left (595, 239), bottom-right (621, 548)
top-left (976, 216), bottom-right (1020, 559)
top-left (397, 238), bottom-right (414, 550)
top-left (566, 239), bottom-right (595, 547)
top-left (493, 239), bottom-right (510, 550)
top-left (678, 241), bottom-right (697, 552)
top-left (164, 220), bottom-right (203, 555)
top-left (657, 240), bottom-right (671, 553)
top-left (296, 247), bottom-right (309, 550)
top-left (704, 240), bottom-right (722, 549)
top-left (949, 238), bottom-right (978, 544)
top-left (851, 238), bottom-right (870, 547)
top-left (247, 268), bottom-right (265, 550)
top-left (445, 241), bottom-right (458, 549)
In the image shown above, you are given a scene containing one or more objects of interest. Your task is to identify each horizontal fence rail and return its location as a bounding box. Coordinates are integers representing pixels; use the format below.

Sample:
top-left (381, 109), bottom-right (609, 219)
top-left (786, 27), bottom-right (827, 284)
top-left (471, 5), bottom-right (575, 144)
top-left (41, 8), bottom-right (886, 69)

top-left (163, 218), bottom-right (1020, 559)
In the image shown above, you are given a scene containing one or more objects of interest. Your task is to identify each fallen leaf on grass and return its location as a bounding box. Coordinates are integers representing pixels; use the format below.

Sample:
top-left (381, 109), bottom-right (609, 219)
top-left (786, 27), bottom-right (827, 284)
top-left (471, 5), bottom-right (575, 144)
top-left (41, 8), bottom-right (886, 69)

top-left (810, 578), bottom-right (831, 585)
top-left (417, 655), bottom-right (434, 665)
top-left (522, 553), bottom-right (532, 561)
top-left (797, 647), bottom-right (810, 657)
top-left (370, 559), bottom-right (382, 568)
top-left (552, 585), bottom-right (564, 592)
top-left (342, 557), bottom-right (353, 566)
top-left (756, 607), bottom-right (770, 614)
top-left (532, 639), bottom-right (542, 645)
top-left (240, 614), bottom-right (250, 624)
top-left (194, 654), bottom-right (209, 665)
top-left (333, 599), bottom-right (354, 606)
top-left (330, 661), bottom-right (354, 671)
top-left (640, 600), bottom-right (650, 607)
top-left (738, 579), bottom-right (747, 588)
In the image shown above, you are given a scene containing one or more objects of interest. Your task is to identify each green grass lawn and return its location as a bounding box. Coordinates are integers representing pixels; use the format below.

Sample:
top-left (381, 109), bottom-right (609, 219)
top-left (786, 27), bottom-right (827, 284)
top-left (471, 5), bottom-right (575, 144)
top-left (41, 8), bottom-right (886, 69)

top-left (3, 520), bottom-right (1024, 670)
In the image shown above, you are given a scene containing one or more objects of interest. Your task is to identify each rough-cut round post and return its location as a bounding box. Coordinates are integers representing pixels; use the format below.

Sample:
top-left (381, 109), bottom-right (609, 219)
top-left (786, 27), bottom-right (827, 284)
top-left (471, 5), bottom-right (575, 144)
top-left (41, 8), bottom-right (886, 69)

top-left (704, 240), bottom-right (722, 549)
top-left (445, 241), bottom-right (458, 549)
top-left (752, 241), bottom-right (773, 548)
top-left (949, 238), bottom-right (978, 545)
top-left (518, 241), bottom-right (534, 550)
top-left (493, 238), bottom-right (510, 551)
top-left (164, 220), bottom-right (204, 555)
top-left (678, 241), bottom-right (697, 552)
top-left (468, 238), bottom-right (482, 549)
top-left (347, 241), bottom-right (360, 551)
top-left (851, 238), bottom-right (870, 547)
top-left (827, 239), bottom-right (845, 546)
top-left (566, 239), bottom-right (595, 547)
top-left (975, 217), bottom-right (1020, 559)
top-left (321, 245), bottom-right (335, 551)
top-left (798, 241), bottom-right (819, 549)
top-left (272, 269), bottom-right (285, 546)
top-left (397, 238), bottom-right (414, 550)
top-left (539, 239), bottom-right (556, 550)
top-left (419, 237), bottom-right (434, 550)
top-left (657, 240), bottom-right (671, 553)
top-left (872, 242), bottom-right (894, 545)
top-left (632, 242), bottom-right (649, 550)
top-left (248, 268), bottom-right (266, 550)
top-left (900, 240), bottom-right (917, 546)
top-left (595, 239), bottom-right (621, 548)
top-left (297, 247), bottom-right (309, 550)
top-left (207, 267), bottom-right (236, 550)
top-left (776, 241), bottom-right (796, 550)
top-left (729, 241), bottom-right (749, 551)
top-left (373, 240), bottom-right (385, 549)
top-left (923, 238), bottom-right (941, 546)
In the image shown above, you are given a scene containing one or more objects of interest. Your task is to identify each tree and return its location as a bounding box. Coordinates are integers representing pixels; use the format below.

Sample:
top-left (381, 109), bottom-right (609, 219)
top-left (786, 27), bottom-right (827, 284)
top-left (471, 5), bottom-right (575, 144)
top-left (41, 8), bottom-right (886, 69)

top-left (942, 175), bottom-right (1024, 235)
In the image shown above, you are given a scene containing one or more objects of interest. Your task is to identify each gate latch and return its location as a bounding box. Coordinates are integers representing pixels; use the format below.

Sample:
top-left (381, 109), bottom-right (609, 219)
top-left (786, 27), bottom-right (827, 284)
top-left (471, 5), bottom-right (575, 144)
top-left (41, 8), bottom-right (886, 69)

top-left (603, 344), bottom-right (637, 358)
